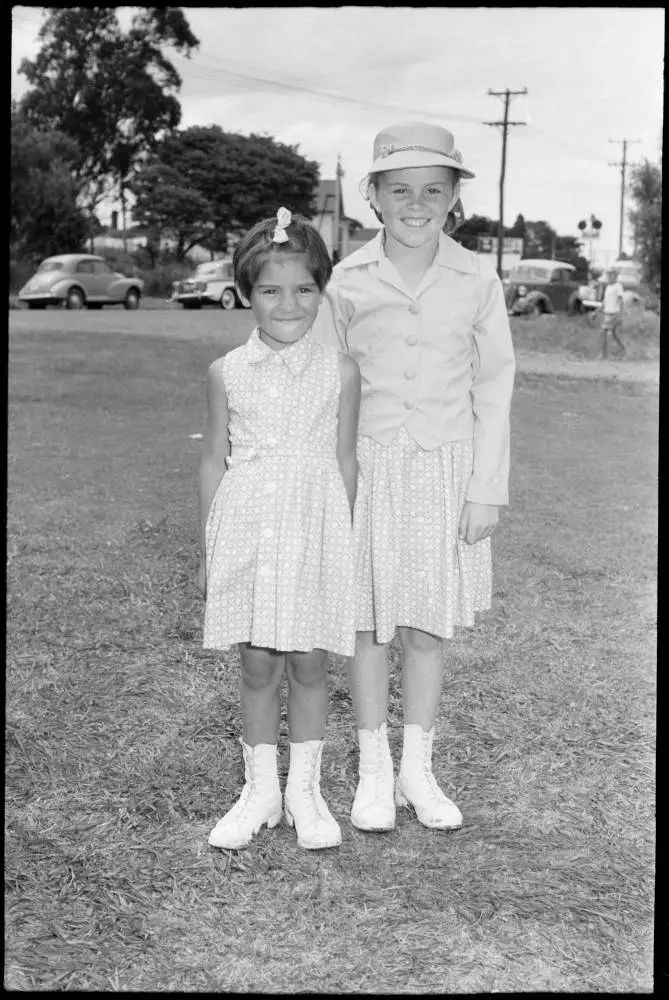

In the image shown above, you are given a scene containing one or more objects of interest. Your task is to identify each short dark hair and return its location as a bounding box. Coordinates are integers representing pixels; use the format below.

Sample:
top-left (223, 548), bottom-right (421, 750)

top-left (233, 213), bottom-right (332, 300)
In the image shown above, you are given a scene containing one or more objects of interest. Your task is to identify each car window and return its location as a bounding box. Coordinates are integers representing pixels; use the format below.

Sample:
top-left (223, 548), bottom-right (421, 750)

top-left (37, 261), bottom-right (64, 273)
top-left (511, 266), bottom-right (550, 282)
top-left (93, 261), bottom-right (112, 275)
top-left (76, 261), bottom-right (95, 274)
top-left (221, 264), bottom-right (234, 280)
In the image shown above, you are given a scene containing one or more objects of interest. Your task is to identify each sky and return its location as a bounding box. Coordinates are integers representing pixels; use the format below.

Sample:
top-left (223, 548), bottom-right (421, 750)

top-left (10, 5), bottom-right (665, 267)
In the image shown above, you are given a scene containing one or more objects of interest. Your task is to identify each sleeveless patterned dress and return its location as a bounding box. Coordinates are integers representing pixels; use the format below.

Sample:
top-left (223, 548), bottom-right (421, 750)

top-left (203, 329), bottom-right (356, 657)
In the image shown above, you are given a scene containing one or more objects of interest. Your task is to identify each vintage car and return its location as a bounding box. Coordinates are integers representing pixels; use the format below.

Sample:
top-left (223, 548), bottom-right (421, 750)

top-left (505, 259), bottom-right (585, 316)
top-left (171, 259), bottom-right (248, 310)
top-left (18, 254), bottom-right (143, 309)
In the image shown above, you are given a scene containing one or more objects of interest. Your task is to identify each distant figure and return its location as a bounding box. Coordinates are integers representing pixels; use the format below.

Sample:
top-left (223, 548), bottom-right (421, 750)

top-left (199, 208), bottom-right (361, 852)
top-left (600, 268), bottom-right (626, 359)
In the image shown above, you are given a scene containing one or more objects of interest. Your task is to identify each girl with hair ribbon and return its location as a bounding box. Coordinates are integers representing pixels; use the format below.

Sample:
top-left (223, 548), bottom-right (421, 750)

top-left (199, 208), bottom-right (361, 852)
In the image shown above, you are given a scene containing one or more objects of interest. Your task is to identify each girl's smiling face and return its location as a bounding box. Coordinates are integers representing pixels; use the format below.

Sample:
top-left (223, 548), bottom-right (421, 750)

top-left (250, 254), bottom-right (322, 349)
top-left (370, 166), bottom-right (458, 249)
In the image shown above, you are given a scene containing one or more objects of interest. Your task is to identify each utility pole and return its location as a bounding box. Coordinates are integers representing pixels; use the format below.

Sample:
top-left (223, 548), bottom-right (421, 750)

top-left (608, 138), bottom-right (640, 259)
top-left (484, 87), bottom-right (528, 278)
top-left (333, 153), bottom-right (343, 263)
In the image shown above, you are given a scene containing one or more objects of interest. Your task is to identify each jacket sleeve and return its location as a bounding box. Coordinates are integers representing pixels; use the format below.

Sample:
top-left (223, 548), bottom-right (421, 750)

top-left (466, 257), bottom-right (516, 505)
top-left (310, 277), bottom-right (351, 353)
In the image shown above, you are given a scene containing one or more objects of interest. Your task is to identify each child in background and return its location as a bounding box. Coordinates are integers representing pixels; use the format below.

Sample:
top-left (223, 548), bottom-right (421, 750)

top-left (312, 122), bottom-right (515, 833)
top-left (199, 208), bottom-right (361, 851)
top-left (600, 267), bottom-right (626, 358)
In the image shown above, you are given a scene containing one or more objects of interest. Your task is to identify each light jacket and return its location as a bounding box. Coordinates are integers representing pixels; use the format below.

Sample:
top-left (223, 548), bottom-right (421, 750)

top-left (311, 230), bottom-right (516, 505)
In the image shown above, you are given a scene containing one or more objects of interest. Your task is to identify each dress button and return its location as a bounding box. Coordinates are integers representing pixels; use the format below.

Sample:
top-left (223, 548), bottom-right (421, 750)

top-left (405, 334), bottom-right (418, 346)
top-left (268, 386), bottom-right (279, 398)
top-left (266, 436), bottom-right (277, 446)
top-left (409, 303), bottom-right (420, 315)
top-left (404, 400), bottom-right (415, 410)
top-left (259, 565), bottom-right (271, 577)
top-left (263, 527), bottom-right (273, 539)
top-left (404, 368), bottom-right (417, 380)
top-left (263, 482), bottom-right (276, 495)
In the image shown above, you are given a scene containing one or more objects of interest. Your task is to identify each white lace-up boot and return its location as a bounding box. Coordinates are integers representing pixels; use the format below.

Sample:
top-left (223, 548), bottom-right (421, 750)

top-left (284, 740), bottom-right (342, 850)
top-left (350, 722), bottom-right (396, 831)
top-left (208, 740), bottom-right (283, 849)
top-left (395, 724), bottom-right (463, 829)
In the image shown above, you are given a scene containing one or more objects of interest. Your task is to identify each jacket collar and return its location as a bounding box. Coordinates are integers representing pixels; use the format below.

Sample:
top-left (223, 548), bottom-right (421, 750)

top-left (338, 229), bottom-right (477, 274)
top-left (245, 327), bottom-right (313, 376)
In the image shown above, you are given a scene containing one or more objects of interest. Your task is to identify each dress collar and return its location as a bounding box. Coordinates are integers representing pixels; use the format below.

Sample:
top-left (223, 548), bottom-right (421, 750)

top-left (245, 328), bottom-right (314, 377)
top-left (338, 229), bottom-right (477, 274)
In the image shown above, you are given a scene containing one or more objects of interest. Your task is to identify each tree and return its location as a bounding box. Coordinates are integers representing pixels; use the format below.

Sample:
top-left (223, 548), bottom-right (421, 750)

top-left (18, 7), bottom-right (199, 245)
top-left (11, 105), bottom-right (89, 261)
top-left (628, 158), bottom-right (661, 291)
top-left (130, 126), bottom-right (321, 259)
top-left (452, 214), bottom-right (496, 251)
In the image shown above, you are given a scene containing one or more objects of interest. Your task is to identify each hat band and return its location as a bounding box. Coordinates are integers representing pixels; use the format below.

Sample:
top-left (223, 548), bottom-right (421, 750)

top-left (377, 142), bottom-right (463, 164)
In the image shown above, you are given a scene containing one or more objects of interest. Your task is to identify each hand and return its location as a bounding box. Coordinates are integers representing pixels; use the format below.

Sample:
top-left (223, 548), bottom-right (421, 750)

top-left (458, 501), bottom-right (499, 546)
top-left (197, 560), bottom-right (207, 599)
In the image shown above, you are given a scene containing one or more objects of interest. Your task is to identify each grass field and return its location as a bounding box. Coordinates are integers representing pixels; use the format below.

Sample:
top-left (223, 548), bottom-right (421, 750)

top-left (6, 308), bottom-right (657, 992)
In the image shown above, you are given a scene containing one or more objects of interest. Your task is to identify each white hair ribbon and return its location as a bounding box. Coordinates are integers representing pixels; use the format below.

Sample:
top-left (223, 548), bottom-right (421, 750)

top-left (272, 207), bottom-right (292, 243)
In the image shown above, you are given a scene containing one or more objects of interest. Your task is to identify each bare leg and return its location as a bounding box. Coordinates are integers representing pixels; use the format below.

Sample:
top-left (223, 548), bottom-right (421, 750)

top-left (238, 643), bottom-right (285, 746)
top-left (286, 649), bottom-right (328, 742)
top-left (398, 626), bottom-right (444, 730)
top-left (601, 326), bottom-right (609, 359)
top-left (612, 326), bottom-right (626, 355)
top-left (348, 630), bottom-right (391, 729)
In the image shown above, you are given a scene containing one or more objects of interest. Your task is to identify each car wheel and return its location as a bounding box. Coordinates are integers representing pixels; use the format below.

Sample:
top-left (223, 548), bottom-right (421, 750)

top-left (66, 287), bottom-right (86, 310)
top-left (124, 289), bottom-right (140, 310)
top-left (220, 288), bottom-right (237, 310)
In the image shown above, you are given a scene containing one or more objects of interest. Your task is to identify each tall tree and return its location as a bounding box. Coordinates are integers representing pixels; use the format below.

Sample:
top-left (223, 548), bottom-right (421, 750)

top-left (628, 158), bottom-right (662, 291)
top-left (130, 126), bottom-right (321, 259)
top-left (11, 105), bottom-right (88, 260)
top-left (18, 7), bottom-right (199, 246)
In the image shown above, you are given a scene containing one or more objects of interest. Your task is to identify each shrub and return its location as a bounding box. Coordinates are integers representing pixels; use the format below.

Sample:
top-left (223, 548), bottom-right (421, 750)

top-left (9, 256), bottom-right (38, 294)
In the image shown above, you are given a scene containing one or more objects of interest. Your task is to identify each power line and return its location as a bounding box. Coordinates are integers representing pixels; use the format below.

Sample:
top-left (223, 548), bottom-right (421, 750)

top-left (608, 138), bottom-right (640, 258)
top-left (174, 53), bottom-right (484, 125)
top-left (484, 88), bottom-right (528, 277)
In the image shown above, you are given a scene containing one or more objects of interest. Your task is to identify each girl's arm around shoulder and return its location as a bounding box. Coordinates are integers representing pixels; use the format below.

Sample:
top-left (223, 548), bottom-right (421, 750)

top-left (198, 359), bottom-right (231, 593)
top-left (336, 353), bottom-right (361, 516)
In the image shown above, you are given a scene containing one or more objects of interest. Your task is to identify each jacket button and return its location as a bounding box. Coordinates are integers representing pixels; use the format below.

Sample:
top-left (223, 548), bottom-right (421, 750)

top-left (268, 386), bottom-right (279, 398)
top-left (404, 400), bottom-right (415, 410)
top-left (404, 368), bottom-right (417, 379)
top-left (409, 303), bottom-right (420, 314)
top-left (405, 334), bottom-right (418, 346)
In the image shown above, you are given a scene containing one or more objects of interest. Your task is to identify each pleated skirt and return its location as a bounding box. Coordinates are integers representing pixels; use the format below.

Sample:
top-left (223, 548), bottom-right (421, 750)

top-left (354, 427), bottom-right (492, 644)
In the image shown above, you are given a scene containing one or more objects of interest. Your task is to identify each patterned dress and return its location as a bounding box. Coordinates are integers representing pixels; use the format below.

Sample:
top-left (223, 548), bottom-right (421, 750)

top-left (354, 429), bottom-right (492, 645)
top-left (204, 329), bottom-right (356, 657)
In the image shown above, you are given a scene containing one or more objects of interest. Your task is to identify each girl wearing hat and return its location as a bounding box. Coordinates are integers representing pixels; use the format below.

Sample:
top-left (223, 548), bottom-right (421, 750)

top-left (312, 122), bottom-right (515, 833)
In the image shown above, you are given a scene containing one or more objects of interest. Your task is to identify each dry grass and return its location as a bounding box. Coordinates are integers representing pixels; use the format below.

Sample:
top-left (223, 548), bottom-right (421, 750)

top-left (6, 312), bottom-right (656, 992)
top-left (510, 308), bottom-right (660, 361)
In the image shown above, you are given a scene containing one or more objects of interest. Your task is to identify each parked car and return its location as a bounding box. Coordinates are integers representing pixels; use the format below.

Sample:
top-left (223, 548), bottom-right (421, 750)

top-left (171, 259), bottom-right (248, 310)
top-left (505, 259), bottom-right (585, 316)
top-left (18, 254), bottom-right (143, 310)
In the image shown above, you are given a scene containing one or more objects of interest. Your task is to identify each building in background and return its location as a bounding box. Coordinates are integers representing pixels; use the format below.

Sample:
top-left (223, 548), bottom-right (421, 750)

top-left (476, 236), bottom-right (524, 281)
top-left (312, 179), bottom-right (362, 261)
